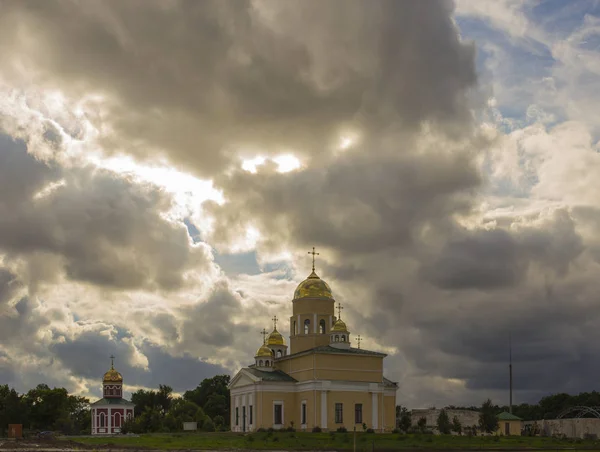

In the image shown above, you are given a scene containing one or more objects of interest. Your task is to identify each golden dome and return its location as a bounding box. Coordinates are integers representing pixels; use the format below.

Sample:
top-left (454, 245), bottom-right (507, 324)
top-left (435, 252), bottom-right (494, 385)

top-left (103, 367), bottom-right (123, 383)
top-left (293, 271), bottom-right (334, 300)
top-left (267, 328), bottom-right (285, 346)
top-left (255, 344), bottom-right (274, 358)
top-left (331, 318), bottom-right (348, 333)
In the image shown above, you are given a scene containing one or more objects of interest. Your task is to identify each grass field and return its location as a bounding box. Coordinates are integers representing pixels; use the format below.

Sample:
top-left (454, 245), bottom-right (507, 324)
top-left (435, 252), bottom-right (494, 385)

top-left (74, 431), bottom-right (600, 451)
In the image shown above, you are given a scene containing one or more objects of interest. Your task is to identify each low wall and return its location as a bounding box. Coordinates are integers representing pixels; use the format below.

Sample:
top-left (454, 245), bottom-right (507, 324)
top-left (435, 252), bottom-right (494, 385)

top-left (524, 418), bottom-right (600, 438)
top-left (411, 409), bottom-right (480, 431)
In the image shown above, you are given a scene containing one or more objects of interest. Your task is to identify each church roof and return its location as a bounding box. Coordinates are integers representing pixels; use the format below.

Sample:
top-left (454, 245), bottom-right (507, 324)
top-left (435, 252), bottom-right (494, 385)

top-left (310, 345), bottom-right (387, 357)
top-left (91, 397), bottom-right (135, 407)
top-left (245, 367), bottom-right (297, 382)
top-left (383, 376), bottom-right (399, 388)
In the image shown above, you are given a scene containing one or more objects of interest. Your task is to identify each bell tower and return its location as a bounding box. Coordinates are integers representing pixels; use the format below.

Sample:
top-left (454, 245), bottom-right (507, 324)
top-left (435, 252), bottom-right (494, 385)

top-left (289, 247), bottom-right (336, 354)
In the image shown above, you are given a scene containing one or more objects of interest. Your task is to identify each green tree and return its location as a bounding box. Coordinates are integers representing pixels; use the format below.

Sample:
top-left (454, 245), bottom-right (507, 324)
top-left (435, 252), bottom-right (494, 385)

top-left (451, 416), bottom-right (462, 435)
top-left (0, 385), bottom-right (26, 436)
top-left (479, 399), bottom-right (499, 434)
top-left (184, 375), bottom-right (230, 425)
top-left (396, 406), bottom-right (411, 432)
top-left (417, 416), bottom-right (427, 433)
top-left (156, 385), bottom-right (173, 415)
top-left (437, 409), bottom-right (451, 434)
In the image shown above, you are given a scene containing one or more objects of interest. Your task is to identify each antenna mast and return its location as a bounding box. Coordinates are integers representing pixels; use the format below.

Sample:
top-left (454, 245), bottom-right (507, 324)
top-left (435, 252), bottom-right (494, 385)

top-left (509, 332), bottom-right (513, 414)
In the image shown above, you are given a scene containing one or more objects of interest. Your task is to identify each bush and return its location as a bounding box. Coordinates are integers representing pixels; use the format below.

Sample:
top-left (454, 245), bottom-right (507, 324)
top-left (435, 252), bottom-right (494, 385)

top-left (256, 427), bottom-right (266, 432)
top-left (366, 428), bottom-right (375, 433)
top-left (312, 426), bottom-right (322, 432)
top-left (203, 418), bottom-right (215, 432)
top-left (337, 426), bottom-right (348, 433)
top-left (392, 428), bottom-right (400, 434)
top-left (285, 426), bottom-right (296, 432)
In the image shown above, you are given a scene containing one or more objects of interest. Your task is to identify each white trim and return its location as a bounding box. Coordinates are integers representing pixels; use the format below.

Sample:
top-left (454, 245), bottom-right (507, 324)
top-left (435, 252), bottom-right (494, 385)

top-left (273, 400), bottom-right (284, 428)
top-left (320, 391), bottom-right (327, 429)
top-left (231, 379), bottom-right (392, 395)
top-left (287, 367), bottom-right (381, 375)
top-left (371, 392), bottom-right (378, 429)
top-left (300, 400), bottom-right (307, 429)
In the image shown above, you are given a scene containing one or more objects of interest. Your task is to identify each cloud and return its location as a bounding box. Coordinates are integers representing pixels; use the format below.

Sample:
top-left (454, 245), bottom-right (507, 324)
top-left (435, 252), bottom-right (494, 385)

top-left (0, 0), bottom-right (477, 176)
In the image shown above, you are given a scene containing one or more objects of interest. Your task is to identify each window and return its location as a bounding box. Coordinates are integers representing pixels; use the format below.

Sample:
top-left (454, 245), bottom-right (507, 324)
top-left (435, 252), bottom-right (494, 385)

top-left (277, 350), bottom-right (282, 358)
top-left (301, 402), bottom-right (307, 425)
top-left (304, 319), bottom-right (310, 334)
top-left (319, 319), bottom-right (326, 333)
top-left (114, 412), bottom-right (121, 427)
top-left (335, 335), bottom-right (339, 342)
top-left (99, 412), bottom-right (105, 427)
top-left (243, 406), bottom-right (246, 429)
top-left (249, 405), bottom-right (253, 425)
top-left (335, 403), bottom-right (343, 423)
top-left (341, 335), bottom-right (346, 342)
top-left (259, 360), bottom-right (263, 366)
top-left (293, 321), bottom-right (296, 335)
top-left (127, 412), bottom-right (133, 420)
top-left (265, 360), bottom-right (270, 366)
top-left (274, 403), bottom-right (283, 425)
top-left (355, 404), bottom-right (363, 424)
top-left (236, 407), bottom-right (239, 426)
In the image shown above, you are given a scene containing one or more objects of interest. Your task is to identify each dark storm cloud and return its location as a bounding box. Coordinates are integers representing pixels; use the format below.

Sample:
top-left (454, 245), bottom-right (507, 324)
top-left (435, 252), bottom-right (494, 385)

top-left (0, 135), bottom-right (208, 291)
top-left (51, 328), bottom-right (228, 394)
top-left (0, 0), bottom-right (476, 175)
top-left (0, 267), bottom-right (21, 305)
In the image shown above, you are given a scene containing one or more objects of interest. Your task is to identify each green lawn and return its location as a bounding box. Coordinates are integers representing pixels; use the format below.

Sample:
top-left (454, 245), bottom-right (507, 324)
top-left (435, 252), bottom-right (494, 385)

top-left (73, 431), bottom-right (600, 451)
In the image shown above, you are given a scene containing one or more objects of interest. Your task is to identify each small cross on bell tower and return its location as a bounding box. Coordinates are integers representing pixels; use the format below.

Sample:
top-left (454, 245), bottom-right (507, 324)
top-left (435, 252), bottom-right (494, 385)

top-left (356, 335), bottom-right (362, 349)
top-left (308, 246), bottom-right (319, 272)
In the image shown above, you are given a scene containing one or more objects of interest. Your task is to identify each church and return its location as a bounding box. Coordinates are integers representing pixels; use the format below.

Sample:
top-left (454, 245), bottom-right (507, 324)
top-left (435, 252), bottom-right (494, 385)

top-left (229, 249), bottom-right (398, 432)
top-left (90, 357), bottom-right (135, 435)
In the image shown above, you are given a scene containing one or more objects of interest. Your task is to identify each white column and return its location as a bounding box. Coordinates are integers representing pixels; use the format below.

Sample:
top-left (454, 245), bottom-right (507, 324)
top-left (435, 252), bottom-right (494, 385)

top-left (91, 408), bottom-right (95, 434)
top-left (297, 315), bottom-right (301, 334)
top-left (107, 407), bottom-right (112, 433)
top-left (371, 393), bottom-right (378, 429)
top-left (321, 391), bottom-right (328, 429)
top-left (314, 313), bottom-right (317, 333)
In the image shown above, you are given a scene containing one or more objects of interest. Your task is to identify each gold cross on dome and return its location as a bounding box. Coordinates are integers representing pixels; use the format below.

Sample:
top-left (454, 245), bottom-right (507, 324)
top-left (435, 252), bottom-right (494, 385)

top-left (260, 328), bottom-right (269, 344)
top-left (272, 315), bottom-right (278, 330)
top-left (110, 355), bottom-right (115, 369)
top-left (308, 246), bottom-right (320, 272)
top-left (337, 303), bottom-right (344, 319)
top-left (356, 335), bottom-right (362, 349)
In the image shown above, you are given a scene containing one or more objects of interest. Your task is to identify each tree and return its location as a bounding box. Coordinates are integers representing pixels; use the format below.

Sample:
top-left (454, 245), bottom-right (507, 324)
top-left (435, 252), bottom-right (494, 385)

top-left (417, 416), bottom-right (427, 433)
top-left (451, 416), bottom-right (462, 435)
top-left (479, 399), bottom-right (498, 434)
top-left (437, 409), bottom-right (451, 434)
top-left (184, 375), bottom-right (230, 425)
top-left (396, 406), bottom-right (411, 432)
top-left (0, 385), bottom-right (26, 436)
top-left (156, 385), bottom-right (173, 415)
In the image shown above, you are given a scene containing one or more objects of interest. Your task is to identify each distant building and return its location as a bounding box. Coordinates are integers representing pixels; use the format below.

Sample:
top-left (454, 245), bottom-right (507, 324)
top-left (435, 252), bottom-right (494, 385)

top-left (496, 411), bottom-right (522, 435)
top-left (411, 409), bottom-right (480, 433)
top-left (524, 419), bottom-right (600, 439)
top-left (90, 357), bottom-right (135, 435)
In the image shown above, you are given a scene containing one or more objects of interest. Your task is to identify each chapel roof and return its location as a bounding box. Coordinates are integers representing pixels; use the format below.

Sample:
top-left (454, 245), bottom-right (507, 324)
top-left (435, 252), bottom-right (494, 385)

top-left (497, 411), bottom-right (522, 421)
top-left (91, 397), bottom-right (135, 406)
top-left (245, 367), bottom-right (297, 382)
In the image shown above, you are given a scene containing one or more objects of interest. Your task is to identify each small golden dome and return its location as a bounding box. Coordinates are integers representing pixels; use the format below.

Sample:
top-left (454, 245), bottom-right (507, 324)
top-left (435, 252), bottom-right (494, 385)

top-left (103, 367), bottom-right (123, 383)
top-left (331, 318), bottom-right (348, 333)
top-left (255, 344), bottom-right (274, 358)
top-left (293, 271), bottom-right (334, 300)
top-left (267, 328), bottom-right (285, 346)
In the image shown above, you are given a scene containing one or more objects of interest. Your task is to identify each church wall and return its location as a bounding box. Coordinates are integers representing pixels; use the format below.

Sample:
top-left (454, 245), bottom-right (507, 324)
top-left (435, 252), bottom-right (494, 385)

top-left (384, 394), bottom-right (396, 432)
top-left (326, 390), bottom-right (375, 431)
top-left (258, 391), bottom-right (297, 430)
top-left (296, 390), bottom-right (319, 430)
top-left (292, 299), bottom-right (335, 315)
top-left (276, 354), bottom-right (315, 381)
top-left (315, 354), bottom-right (383, 382)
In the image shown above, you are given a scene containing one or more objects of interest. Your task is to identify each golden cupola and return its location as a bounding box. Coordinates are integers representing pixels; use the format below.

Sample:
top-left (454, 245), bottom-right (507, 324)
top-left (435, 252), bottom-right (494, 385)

top-left (330, 304), bottom-right (351, 349)
top-left (255, 344), bottom-right (274, 358)
top-left (102, 356), bottom-right (124, 399)
top-left (293, 270), bottom-right (334, 300)
top-left (331, 318), bottom-right (348, 333)
top-left (267, 316), bottom-right (288, 358)
top-left (267, 328), bottom-right (284, 346)
top-left (255, 329), bottom-right (275, 371)
top-left (103, 358), bottom-right (123, 384)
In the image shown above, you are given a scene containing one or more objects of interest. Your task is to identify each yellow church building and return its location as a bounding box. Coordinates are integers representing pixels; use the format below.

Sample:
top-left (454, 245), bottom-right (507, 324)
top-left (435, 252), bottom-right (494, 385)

top-left (229, 251), bottom-right (398, 432)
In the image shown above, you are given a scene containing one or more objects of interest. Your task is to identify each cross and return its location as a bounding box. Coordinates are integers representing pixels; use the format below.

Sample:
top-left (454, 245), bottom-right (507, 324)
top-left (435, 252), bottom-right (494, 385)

top-left (260, 328), bottom-right (269, 344)
top-left (308, 246), bottom-right (319, 272)
top-left (356, 335), bottom-right (362, 349)
top-left (272, 315), bottom-right (278, 330)
top-left (110, 355), bottom-right (115, 369)
top-left (337, 303), bottom-right (344, 319)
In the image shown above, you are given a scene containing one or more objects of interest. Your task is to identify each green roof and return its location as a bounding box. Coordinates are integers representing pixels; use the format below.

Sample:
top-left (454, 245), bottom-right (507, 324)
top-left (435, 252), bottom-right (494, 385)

top-left (245, 368), bottom-right (297, 382)
top-left (91, 397), bottom-right (135, 407)
top-left (497, 411), bottom-right (522, 421)
top-left (283, 345), bottom-right (386, 358)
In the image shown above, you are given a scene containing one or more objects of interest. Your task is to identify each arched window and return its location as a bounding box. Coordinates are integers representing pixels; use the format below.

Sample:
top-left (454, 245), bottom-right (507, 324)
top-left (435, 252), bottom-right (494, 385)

top-left (127, 412), bottom-right (133, 420)
top-left (335, 335), bottom-right (339, 342)
top-left (304, 319), bottom-right (310, 334)
top-left (319, 319), bottom-right (326, 334)
top-left (341, 335), bottom-right (346, 342)
top-left (114, 412), bottom-right (121, 427)
top-left (293, 321), bottom-right (296, 335)
top-left (265, 360), bottom-right (270, 366)
top-left (259, 360), bottom-right (263, 366)
top-left (277, 350), bottom-right (282, 358)
top-left (100, 412), bottom-right (106, 427)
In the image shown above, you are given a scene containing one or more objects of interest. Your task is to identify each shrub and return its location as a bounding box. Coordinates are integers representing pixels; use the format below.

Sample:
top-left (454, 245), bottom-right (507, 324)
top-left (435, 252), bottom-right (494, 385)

top-left (312, 426), bottom-right (322, 432)
top-left (337, 426), bottom-right (348, 433)
top-left (392, 428), bottom-right (400, 434)
top-left (366, 428), bottom-right (375, 433)
top-left (285, 426), bottom-right (296, 432)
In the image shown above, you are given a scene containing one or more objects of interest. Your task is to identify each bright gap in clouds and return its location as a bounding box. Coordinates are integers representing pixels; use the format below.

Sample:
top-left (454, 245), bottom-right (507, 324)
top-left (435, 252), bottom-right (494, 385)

top-left (242, 154), bottom-right (301, 173)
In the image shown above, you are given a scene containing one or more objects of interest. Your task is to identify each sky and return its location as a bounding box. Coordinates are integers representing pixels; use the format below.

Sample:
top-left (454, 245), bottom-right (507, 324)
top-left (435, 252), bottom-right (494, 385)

top-left (0, 0), bottom-right (599, 409)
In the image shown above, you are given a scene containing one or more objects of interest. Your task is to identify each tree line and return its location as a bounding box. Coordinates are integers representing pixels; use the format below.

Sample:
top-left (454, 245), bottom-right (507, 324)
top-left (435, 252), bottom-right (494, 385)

top-left (0, 375), bottom-right (231, 436)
